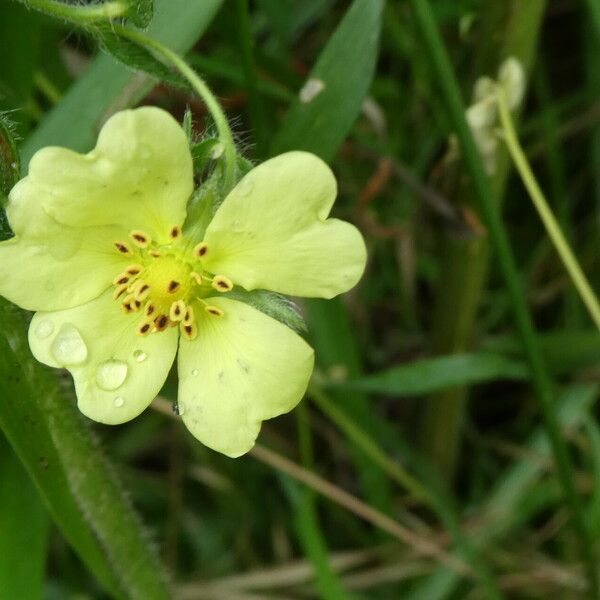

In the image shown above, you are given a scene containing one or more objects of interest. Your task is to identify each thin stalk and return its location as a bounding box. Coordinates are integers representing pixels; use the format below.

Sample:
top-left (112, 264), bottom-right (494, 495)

top-left (113, 24), bottom-right (237, 192)
top-left (408, 1), bottom-right (599, 597)
top-left (309, 385), bottom-right (504, 600)
top-left (17, 0), bottom-right (127, 21)
top-left (496, 87), bottom-right (600, 330)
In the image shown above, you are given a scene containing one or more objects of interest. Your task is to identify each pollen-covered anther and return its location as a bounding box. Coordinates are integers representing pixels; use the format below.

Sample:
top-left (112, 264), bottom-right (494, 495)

top-left (169, 300), bottom-right (186, 322)
top-left (137, 320), bottom-right (152, 337)
top-left (205, 305), bottom-right (224, 317)
top-left (182, 322), bottom-right (198, 340)
top-left (112, 272), bottom-right (130, 286)
top-left (167, 280), bottom-right (181, 294)
top-left (114, 241), bottom-right (133, 255)
top-left (169, 226), bottom-right (182, 240)
top-left (145, 303), bottom-right (156, 317)
top-left (130, 230), bottom-right (152, 248)
top-left (212, 275), bottom-right (233, 292)
top-left (133, 281), bottom-right (151, 302)
top-left (154, 314), bottom-right (170, 332)
top-left (112, 283), bottom-right (129, 300)
top-left (190, 271), bottom-right (203, 286)
top-left (193, 242), bottom-right (208, 259)
top-left (121, 294), bottom-right (136, 314)
top-left (149, 249), bottom-right (162, 258)
top-left (183, 305), bottom-right (195, 326)
top-left (125, 264), bottom-right (144, 277)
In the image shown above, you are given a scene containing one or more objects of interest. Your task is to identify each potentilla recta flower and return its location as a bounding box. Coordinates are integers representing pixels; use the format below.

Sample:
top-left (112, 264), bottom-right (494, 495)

top-left (0, 107), bottom-right (366, 457)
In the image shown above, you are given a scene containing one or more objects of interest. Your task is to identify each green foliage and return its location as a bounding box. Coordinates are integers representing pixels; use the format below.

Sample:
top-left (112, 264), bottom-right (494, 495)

top-left (0, 113), bottom-right (20, 204)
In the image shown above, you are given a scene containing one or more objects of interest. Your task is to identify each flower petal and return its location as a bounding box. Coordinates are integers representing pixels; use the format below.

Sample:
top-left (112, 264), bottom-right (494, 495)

top-left (29, 290), bottom-right (178, 425)
top-left (0, 223), bottom-right (127, 312)
top-left (202, 151), bottom-right (367, 299)
top-left (15, 107), bottom-right (193, 241)
top-left (177, 297), bottom-right (314, 457)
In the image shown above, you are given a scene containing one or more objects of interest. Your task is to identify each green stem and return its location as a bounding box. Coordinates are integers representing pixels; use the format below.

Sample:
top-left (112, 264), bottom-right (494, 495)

top-left (113, 25), bottom-right (237, 192)
top-left (496, 87), bottom-right (600, 330)
top-left (408, 0), bottom-right (599, 597)
top-left (18, 0), bottom-right (127, 21)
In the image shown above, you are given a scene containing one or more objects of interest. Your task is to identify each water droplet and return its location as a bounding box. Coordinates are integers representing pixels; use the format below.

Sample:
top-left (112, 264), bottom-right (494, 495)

top-left (177, 401), bottom-right (186, 416)
top-left (113, 396), bottom-right (124, 408)
top-left (191, 369), bottom-right (199, 377)
top-left (96, 360), bottom-right (128, 391)
top-left (299, 78), bottom-right (325, 103)
top-left (50, 324), bottom-right (88, 366)
top-left (34, 319), bottom-right (54, 340)
top-left (133, 349), bottom-right (147, 363)
top-left (236, 177), bottom-right (254, 197)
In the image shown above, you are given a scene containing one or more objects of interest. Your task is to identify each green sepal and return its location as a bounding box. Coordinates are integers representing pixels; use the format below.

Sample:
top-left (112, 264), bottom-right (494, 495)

top-left (183, 170), bottom-right (223, 240)
top-left (226, 288), bottom-right (307, 334)
top-left (0, 112), bottom-right (20, 207)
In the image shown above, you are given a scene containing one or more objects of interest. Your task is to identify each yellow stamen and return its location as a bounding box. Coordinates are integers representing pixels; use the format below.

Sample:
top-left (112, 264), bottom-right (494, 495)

top-left (130, 230), bottom-right (152, 248)
top-left (193, 242), bottom-right (208, 259)
top-left (112, 283), bottom-right (129, 300)
top-left (148, 249), bottom-right (162, 258)
top-left (154, 314), bottom-right (170, 332)
top-left (125, 264), bottom-right (144, 277)
top-left (112, 272), bottom-right (130, 286)
top-left (190, 271), bottom-right (203, 286)
top-left (205, 305), bottom-right (224, 317)
top-left (169, 300), bottom-right (186, 322)
top-left (145, 303), bottom-right (156, 317)
top-left (114, 241), bottom-right (133, 255)
top-left (169, 226), bottom-right (182, 240)
top-left (181, 322), bottom-right (198, 340)
top-left (183, 305), bottom-right (195, 326)
top-left (167, 279), bottom-right (181, 294)
top-left (134, 281), bottom-right (151, 302)
top-left (137, 320), bottom-right (152, 337)
top-left (212, 275), bottom-right (233, 292)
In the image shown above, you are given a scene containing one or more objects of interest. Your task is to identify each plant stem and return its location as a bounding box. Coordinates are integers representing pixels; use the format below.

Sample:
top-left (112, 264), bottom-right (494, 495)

top-left (408, 0), bottom-right (599, 597)
top-left (18, 0), bottom-right (127, 21)
top-left (496, 87), bottom-right (600, 330)
top-left (113, 25), bottom-right (237, 192)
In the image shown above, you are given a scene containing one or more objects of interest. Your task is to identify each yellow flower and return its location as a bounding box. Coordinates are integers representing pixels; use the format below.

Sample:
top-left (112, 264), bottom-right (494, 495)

top-left (0, 107), bottom-right (366, 457)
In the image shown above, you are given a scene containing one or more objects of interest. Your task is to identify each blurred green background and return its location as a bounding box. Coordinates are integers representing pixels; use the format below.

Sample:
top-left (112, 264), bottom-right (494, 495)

top-left (0, 0), bottom-right (599, 598)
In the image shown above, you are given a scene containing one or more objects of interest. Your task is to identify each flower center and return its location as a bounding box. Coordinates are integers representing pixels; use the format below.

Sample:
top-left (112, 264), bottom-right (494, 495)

top-left (110, 227), bottom-right (233, 340)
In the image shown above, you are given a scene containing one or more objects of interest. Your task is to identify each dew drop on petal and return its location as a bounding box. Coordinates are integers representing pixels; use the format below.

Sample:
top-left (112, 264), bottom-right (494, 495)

top-left (113, 396), bottom-right (125, 408)
top-left (96, 360), bottom-right (128, 391)
top-left (133, 349), bottom-right (147, 363)
top-left (50, 324), bottom-right (88, 366)
top-left (191, 369), bottom-right (199, 377)
top-left (34, 319), bottom-right (55, 340)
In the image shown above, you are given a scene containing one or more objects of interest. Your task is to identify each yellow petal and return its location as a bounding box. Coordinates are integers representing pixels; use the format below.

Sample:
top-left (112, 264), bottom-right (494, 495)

top-left (29, 290), bottom-right (178, 425)
top-left (15, 107), bottom-right (193, 242)
top-left (202, 151), bottom-right (366, 299)
top-left (177, 297), bottom-right (314, 457)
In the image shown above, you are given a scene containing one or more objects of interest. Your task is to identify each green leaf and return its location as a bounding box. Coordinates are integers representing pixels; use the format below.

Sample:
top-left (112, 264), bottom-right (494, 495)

top-left (22, 0), bottom-right (224, 163)
top-left (332, 353), bottom-right (528, 396)
top-left (95, 24), bottom-right (189, 90)
top-left (127, 0), bottom-right (153, 28)
top-left (272, 0), bottom-right (384, 161)
top-left (0, 300), bottom-right (172, 600)
top-left (0, 436), bottom-right (49, 600)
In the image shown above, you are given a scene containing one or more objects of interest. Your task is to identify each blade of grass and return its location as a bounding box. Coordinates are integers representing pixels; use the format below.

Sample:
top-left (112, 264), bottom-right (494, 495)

top-left (407, 0), bottom-right (598, 596)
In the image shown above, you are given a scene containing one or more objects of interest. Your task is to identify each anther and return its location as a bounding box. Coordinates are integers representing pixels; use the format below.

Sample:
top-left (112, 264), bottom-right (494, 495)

top-left (145, 303), bottom-right (156, 317)
top-left (121, 296), bottom-right (135, 314)
top-left (205, 305), bottom-right (224, 317)
top-left (190, 271), bottom-right (203, 286)
top-left (112, 283), bottom-right (129, 300)
top-left (112, 273), bottom-right (130, 286)
top-left (130, 230), bottom-right (151, 248)
top-left (115, 241), bottom-right (133, 255)
top-left (149, 249), bottom-right (162, 258)
top-left (193, 242), bottom-right (208, 259)
top-left (133, 281), bottom-right (151, 302)
top-left (182, 322), bottom-right (198, 340)
top-left (183, 305), bottom-right (195, 326)
top-left (170, 226), bottom-right (182, 240)
top-left (125, 264), bottom-right (144, 277)
top-left (212, 275), bottom-right (233, 292)
top-left (154, 314), bottom-right (170, 332)
top-left (137, 321), bottom-right (152, 337)
top-left (167, 280), bottom-right (181, 294)
top-left (169, 300), bottom-right (186, 322)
